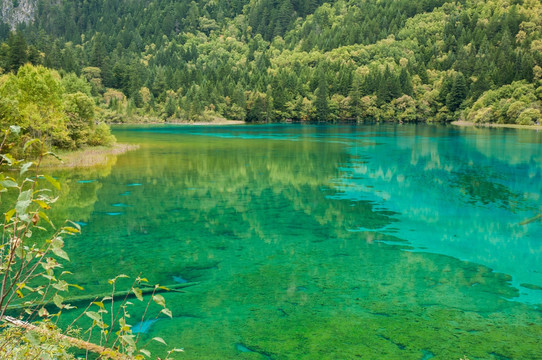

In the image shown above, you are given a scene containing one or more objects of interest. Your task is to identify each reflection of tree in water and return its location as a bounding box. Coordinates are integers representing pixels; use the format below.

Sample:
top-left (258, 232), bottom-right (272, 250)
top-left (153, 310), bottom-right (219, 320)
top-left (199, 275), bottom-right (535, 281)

top-left (49, 155), bottom-right (117, 225)
top-left (48, 126), bottom-right (542, 359)
top-left (53, 133), bottom-right (402, 294)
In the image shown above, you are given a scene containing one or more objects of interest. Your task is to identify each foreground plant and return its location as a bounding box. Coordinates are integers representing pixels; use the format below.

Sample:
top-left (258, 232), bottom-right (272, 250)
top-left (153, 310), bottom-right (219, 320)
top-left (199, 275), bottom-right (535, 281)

top-left (0, 126), bottom-right (182, 359)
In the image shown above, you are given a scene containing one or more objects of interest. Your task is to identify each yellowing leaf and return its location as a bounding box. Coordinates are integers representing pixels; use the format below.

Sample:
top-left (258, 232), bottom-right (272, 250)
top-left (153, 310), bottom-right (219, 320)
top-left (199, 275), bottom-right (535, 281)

top-left (39, 211), bottom-right (55, 228)
top-left (132, 287), bottom-right (143, 301)
top-left (5, 208), bottom-right (16, 222)
top-left (34, 199), bottom-right (51, 210)
top-left (152, 294), bottom-right (166, 307)
top-left (70, 284), bottom-right (84, 290)
top-left (160, 308), bottom-right (173, 318)
top-left (63, 226), bottom-right (80, 234)
top-left (42, 175), bottom-right (60, 191)
top-left (92, 301), bottom-right (105, 309)
top-left (38, 308), bottom-right (49, 318)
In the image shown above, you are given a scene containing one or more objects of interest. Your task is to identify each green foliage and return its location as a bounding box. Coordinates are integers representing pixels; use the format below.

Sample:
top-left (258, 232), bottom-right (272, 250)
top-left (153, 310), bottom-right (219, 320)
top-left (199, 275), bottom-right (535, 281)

top-left (465, 81), bottom-right (541, 125)
top-left (1, 0), bottom-right (540, 124)
top-left (61, 73), bottom-right (93, 96)
top-left (88, 122), bottom-right (116, 147)
top-left (0, 129), bottom-right (75, 335)
top-left (0, 64), bottom-right (115, 150)
top-left (0, 324), bottom-right (75, 359)
top-left (446, 72), bottom-right (467, 112)
top-left (314, 66), bottom-right (329, 121)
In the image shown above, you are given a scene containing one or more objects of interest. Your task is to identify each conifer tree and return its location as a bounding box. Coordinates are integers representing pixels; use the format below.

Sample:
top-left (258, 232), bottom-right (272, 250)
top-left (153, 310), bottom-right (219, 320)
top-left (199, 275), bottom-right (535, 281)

top-left (446, 73), bottom-right (467, 112)
top-left (399, 67), bottom-right (413, 96)
top-left (349, 76), bottom-right (362, 121)
top-left (6, 31), bottom-right (28, 72)
top-left (315, 67), bottom-right (329, 121)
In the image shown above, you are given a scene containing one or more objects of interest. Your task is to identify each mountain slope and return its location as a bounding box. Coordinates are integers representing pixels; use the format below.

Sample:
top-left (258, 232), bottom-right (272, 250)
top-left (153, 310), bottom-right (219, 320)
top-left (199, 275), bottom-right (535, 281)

top-left (0, 0), bottom-right (541, 125)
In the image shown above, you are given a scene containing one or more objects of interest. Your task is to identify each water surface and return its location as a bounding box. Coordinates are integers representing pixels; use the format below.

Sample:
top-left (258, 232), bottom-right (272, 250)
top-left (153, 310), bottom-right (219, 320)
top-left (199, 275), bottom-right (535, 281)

top-left (51, 124), bottom-right (541, 359)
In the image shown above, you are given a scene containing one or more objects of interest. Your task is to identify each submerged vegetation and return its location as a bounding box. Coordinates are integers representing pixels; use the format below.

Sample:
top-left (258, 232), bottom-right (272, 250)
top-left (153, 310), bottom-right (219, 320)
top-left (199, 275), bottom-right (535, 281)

top-left (0, 0), bottom-right (541, 124)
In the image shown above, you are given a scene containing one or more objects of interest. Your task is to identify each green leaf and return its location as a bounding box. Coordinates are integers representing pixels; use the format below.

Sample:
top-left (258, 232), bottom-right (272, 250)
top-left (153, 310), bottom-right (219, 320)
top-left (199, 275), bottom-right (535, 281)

top-left (53, 294), bottom-right (64, 309)
top-left (18, 189), bottom-right (32, 202)
top-left (44, 152), bottom-right (63, 162)
top-left (42, 175), bottom-right (61, 190)
top-left (152, 294), bottom-right (166, 307)
top-left (23, 138), bottom-right (41, 152)
top-left (53, 280), bottom-right (69, 292)
top-left (152, 337), bottom-right (167, 345)
top-left (1, 154), bottom-right (15, 166)
top-left (139, 349), bottom-right (151, 357)
top-left (121, 334), bottom-right (137, 348)
top-left (15, 190), bottom-right (33, 215)
top-left (20, 162), bottom-right (33, 175)
top-left (85, 311), bottom-right (101, 322)
top-left (14, 246), bottom-right (24, 259)
top-left (51, 237), bottom-right (70, 261)
top-left (0, 179), bottom-right (18, 188)
top-left (52, 247), bottom-right (69, 261)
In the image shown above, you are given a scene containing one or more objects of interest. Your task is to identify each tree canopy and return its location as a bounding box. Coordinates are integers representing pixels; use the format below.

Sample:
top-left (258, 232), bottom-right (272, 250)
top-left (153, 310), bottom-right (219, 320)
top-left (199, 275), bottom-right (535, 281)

top-left (0, 0), bottom-right (540, 124)
top-left (0, 64), bottom-right (114, 151)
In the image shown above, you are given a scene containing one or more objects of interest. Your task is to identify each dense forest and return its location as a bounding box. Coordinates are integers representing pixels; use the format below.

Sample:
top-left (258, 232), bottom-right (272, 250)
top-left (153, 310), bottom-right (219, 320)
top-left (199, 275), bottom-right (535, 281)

top-left (1, 0), bottom-right (542, 130)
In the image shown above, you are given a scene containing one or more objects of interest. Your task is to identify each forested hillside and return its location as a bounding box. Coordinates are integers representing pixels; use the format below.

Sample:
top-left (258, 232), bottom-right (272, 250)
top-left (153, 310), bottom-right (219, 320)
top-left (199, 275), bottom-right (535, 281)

top-left (1, 0), bottom-right (541, 125)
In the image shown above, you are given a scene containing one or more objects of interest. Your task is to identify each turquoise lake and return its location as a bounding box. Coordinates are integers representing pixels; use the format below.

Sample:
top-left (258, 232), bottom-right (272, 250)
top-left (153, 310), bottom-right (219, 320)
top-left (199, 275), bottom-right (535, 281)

top-left (49, 123), bottom-right (541, 359)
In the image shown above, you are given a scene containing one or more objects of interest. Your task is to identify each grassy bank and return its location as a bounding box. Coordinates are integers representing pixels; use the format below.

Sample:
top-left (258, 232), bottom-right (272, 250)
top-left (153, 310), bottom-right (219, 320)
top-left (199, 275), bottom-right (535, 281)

top-left (452, 120), bottom-right (542, 131)
top-left (109, 119), bottom-right (246, 125)
top-left (40, 143), bottom-right (139, 169)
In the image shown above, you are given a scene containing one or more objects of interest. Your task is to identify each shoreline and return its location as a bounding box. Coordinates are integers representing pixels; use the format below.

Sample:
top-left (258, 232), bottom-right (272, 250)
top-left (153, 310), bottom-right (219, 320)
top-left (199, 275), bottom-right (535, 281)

top-left (40, 143), bottom-right (139, 169)
top-left (110, 120), bottom-right (246, 126)
top-left (452, 120), bottom-right (542, 131)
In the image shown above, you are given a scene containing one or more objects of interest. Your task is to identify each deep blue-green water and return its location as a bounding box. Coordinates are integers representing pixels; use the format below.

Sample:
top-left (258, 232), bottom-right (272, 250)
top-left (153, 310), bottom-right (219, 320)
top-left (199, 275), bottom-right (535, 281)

top-left (51, 124), bottom-right (541, 359)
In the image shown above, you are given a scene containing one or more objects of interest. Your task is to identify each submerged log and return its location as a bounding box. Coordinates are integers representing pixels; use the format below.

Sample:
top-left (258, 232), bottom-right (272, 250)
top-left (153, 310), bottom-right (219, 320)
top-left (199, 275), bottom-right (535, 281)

top-left (1, 315), bottom-right (129, 360)
top-left (519, 213), bottom-right (542, 225)
top-left (7, 282), bottom-right (199, 311)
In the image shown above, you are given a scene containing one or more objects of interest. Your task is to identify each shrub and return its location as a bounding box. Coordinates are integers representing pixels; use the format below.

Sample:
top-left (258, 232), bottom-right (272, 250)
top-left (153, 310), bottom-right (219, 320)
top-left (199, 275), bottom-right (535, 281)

top-left (88, 122), bottom-right (116, 147)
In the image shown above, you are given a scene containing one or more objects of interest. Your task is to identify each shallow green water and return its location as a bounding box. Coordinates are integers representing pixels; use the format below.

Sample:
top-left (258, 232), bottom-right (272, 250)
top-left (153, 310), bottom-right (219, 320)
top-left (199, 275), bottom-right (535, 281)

top-left (50, 123), bottom-right (541, 359)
